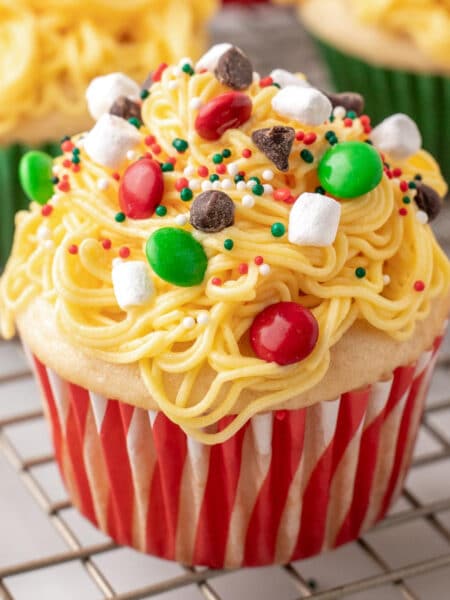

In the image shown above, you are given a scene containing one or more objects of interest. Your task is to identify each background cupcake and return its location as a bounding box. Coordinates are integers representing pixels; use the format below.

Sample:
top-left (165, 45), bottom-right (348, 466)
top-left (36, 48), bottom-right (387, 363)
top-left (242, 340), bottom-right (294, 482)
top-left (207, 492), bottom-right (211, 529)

top-left (0, 0), bottom-right (218, 270)
top-left (1, 45), bottom-right (449, 567)
top-left (286, 0), bottom-right (450, 184)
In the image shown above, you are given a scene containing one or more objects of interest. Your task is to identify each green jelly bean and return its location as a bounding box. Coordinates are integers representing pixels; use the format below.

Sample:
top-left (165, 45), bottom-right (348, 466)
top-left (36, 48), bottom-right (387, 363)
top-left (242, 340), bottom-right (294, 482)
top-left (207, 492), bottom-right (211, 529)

top-left (19, 151), bottom-right (54, 205)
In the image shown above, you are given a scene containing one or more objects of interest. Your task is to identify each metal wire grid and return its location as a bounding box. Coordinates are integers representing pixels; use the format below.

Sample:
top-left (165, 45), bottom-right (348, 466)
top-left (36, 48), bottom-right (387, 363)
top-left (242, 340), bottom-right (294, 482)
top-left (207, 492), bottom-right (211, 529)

top-left (0, 348), bottom-right (449, 600)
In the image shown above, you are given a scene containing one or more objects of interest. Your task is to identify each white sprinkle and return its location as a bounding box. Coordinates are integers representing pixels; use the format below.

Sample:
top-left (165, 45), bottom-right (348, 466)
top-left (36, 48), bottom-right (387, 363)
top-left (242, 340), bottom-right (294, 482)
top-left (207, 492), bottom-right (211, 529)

top-left (184, 165), bottom-right (196, 177)
top-left (168, 81), bottom-right (179, 91)
top-left (37, 225), bottom-right (51, 241)
top-left (246, 180), bottom-right (255, 189)
top-left (189, 178), bottom-right (201, 191)
top-left (262, 169), bottom-right (274, 181)
top-left (416, 210), bottom-right (429, 225)
top-left (383, 274), bottom-right (391, 286)
top-left (189, 97), bottom-right (203, 110)
top-left (196, 311), bottom-right (210, 325)
top-left (43, 240), bottom-right (54, 250)
top-left (50, 194), bottom-right (61, 204)
top-left (126, 150), bottom-right (137, 161)
top-left (242, 195), bottom-right (255, 208)
top-left (97, 178), bottom-right (110, 191)
top-left (236, 181), bottom-right (247, 191)
top-left (182, 316), bottom-right (196, 329)
top-left (227, 162), bottom-right (239, 176)
top-left (259, 264), bottom-right (271, 276)
top-left (253, 72), bottom-right (261, 84)
top-left (263, 184), bottom-right (273, 195)
top-left (172, 67), bottom-right (181, 77)
top-left (221, 178), bottom-right (233, 190)
top-left (333, 106), bottom-right (346, 119)
top-left (201, 180), bottom-right (213, 191)
top-left (175, 214), bottom-right (188, 226)
top-left (212, 180), bottom-right (221, 190)
top-left (52, 165), bottom-right (61, 176)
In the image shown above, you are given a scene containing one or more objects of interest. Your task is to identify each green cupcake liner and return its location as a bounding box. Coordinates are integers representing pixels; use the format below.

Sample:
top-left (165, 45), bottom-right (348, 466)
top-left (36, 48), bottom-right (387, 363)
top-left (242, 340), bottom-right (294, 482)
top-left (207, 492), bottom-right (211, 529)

top-left (0, 142), bottom-right (61, 271)
top-left (314, 39), bottom-right (450, 184)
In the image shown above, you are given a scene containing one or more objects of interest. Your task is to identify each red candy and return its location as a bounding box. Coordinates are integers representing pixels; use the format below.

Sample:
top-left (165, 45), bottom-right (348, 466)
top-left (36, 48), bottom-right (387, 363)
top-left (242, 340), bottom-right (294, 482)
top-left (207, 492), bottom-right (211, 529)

top-left (119, 158), bottom-right (164, 219)
top-left (250, 302), bottom-right (319, 366)
top-left (195, 92), bottom-right (252, 141)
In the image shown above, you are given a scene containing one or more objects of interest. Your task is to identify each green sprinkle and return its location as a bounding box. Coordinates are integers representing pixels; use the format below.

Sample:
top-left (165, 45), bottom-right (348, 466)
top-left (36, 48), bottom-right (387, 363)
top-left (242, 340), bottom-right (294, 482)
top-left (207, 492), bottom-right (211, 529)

top-left (155, 205), bottom-right (167, 216)
top-left (402, 196), bottom-right (411, 204)
top-left (172, 138), bottom-right (189, 153)
top-left (115, 212), bottom-right (126, 223)
top-left (315, 186), bottom-right (326, 195)
top-left (329, 115), bottom-right (335, 123)
top-left (300, 149), bottom-right (314, 164)
top-left (222, 148), bottom-right (232, 158)
top-left (248, 176), bottom-right (260, 184)
top-left (51, 176), bottom-right (59, 184)
top-left (60, 135), bottom-right (70, 143)
top-left (271, 222), bottom-right (285, 238)
top-left (355, 267), bottom-right (366, 279)
top-left (252, 183), bottom-right (265, 196)
top-left (72, 148), bottom-right (80, 155)
top-left (212, 153), bottom-right (223, 164)
top-left (140, 89), bottom-right (150, 100)
top-left (182, 63), bottom-right (194, 76)
top-left (128, 117), bottom-right (142, 129)
top-left (180, 187), bottom-right (193, 201)
top-left (224, 238), bottom-right (234, 250)
top-left (272, 83), bottom-right (281, 89)
top-left (347, 110), bottom-right (357, 119)
top-left (209, 173), bottom-right (219, 182)
top-left (234, 174), bottom-right (244, 183)
top-left (161, 162), bottom-right (174, 172)
top-left (365, 139), bottom-right (374, 145)
top-left (408, 181), bottom-right (417, 189)
top-left (325, 131), bottom-right (335, 140)
top-left (71, 155), bottom-right (80, 164)
top-left (414, 174), bottom-right (423, 181)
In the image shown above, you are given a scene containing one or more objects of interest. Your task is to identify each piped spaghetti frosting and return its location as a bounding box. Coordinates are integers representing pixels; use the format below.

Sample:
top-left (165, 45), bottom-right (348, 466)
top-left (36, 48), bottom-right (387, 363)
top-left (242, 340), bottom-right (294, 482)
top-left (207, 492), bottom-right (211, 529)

top-left (0, 0), bottom-right (217, 139)
top-left (1, 56), bottom-right (449, 443)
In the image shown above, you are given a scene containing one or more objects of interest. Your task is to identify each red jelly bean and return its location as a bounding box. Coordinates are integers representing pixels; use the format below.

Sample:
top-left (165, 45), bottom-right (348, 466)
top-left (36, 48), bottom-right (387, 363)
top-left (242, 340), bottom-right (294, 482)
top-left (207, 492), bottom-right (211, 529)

top-left (195, 92), bottom-right (252, 141)
top-left (119, 158), bottom-right (164, 220)
top-left (250, 302), bottom-right (319, 366)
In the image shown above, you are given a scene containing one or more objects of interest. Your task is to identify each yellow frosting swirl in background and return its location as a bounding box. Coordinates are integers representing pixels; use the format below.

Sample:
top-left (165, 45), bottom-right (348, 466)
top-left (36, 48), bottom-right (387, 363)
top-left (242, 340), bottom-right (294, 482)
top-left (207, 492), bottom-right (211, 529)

top-left (0, 0), bottom-right (217, 139)
top-left (0, 65), bottom-right (449, 443)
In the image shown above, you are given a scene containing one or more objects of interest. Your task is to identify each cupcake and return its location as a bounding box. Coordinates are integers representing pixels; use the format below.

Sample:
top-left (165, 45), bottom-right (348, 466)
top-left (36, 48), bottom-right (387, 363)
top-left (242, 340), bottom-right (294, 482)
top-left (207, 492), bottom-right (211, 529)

top-left (0, 0), bottom-right (218, 270)
top-left (1, 45), bottom-right (449, 568)
top-left (287, 0), bottom-right (450, 183)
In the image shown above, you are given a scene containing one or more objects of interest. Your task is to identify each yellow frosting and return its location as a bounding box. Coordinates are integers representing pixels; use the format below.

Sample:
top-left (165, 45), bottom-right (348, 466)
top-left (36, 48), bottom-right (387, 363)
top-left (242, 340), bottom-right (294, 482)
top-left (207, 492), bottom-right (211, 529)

top-left (0, 0), bottom-right (217, 140)
top-left (1, 60), bottom-right (449, 443)
top-left (350, 0), bottom-right (450, 67)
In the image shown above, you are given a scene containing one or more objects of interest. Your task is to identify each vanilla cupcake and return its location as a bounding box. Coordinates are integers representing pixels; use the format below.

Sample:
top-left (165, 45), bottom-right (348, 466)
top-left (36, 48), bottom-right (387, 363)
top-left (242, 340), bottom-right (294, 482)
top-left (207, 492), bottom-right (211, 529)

top-left (1, 45), bottom-right (449, 568)
top-left (0, 0), bottom-right (218, 269)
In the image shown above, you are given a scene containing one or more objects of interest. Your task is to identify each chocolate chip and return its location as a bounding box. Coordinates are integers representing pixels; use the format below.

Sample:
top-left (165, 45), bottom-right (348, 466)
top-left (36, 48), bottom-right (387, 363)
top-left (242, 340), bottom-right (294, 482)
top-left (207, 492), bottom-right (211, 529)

top-left (251, 126), bottom-right (295, 172)
top-left (109, 96), bottom-right (142, 121)
top-left (190, 191), bottom-right (235, 233)
top-left (326, 91), bottom-right (365, 115)
top-left (215, 47), bottom-right (253, 91)
top-left (414, 183), bottom-right (442, 221)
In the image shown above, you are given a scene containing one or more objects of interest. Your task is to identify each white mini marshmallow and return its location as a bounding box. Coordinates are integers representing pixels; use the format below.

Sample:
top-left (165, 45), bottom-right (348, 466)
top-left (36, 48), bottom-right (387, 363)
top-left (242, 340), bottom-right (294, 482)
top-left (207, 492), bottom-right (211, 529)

top-left (272, 86), bottom-right (332, 126)
top-left (288, 193), bottom-right (341, 247)
top-left (270, 68), bottom-right (310, 89)
top-left (86, 73), bottom-right (140, 120)
top-left (84, 114), bottom-right (141, 169)
top-left (112, 261), bottom-right (154, 310)
top-left (370, 113), bottom-right (422, 160)
top-left (196, 43), bottom-right (232, 72)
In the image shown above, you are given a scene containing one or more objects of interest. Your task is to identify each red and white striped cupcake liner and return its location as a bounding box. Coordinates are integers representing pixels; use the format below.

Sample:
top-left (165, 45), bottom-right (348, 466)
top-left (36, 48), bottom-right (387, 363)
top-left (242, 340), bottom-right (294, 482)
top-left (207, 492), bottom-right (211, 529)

top-left (28, 335), bottom-right (443, 568)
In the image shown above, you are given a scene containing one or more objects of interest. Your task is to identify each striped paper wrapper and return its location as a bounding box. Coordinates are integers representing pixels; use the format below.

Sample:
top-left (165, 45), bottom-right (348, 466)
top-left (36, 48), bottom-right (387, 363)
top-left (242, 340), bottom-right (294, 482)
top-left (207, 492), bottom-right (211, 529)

top-left (27, 335), bottom-right (443, 568)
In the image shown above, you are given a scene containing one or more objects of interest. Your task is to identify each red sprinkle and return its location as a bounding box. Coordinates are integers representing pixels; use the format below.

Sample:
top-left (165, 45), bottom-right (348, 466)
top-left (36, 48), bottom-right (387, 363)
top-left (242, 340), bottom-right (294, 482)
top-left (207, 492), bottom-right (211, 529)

top-left (167, 156), bottom-right (177, 165)
top-left (392, 167), bottom-right (402, 178)
top-left (274, 188), bottom-right (291, 202)
top-left (62, 174), bottom-right (69, 180)
top-left (216, 164), bottom-right (227, 175)
top-left (71, 164), bottom-right (81, 173)
top-left (144, 152), bottom-right (153, 159)
top-left (399, 207), bottom-right (408, 216)
top-left (145, 135), bottom-right (156, 146)
top-left (363, 125), bottom-right (372, 134)
top-left (259, 76), bottom-right (274, 88)
top-left (152, 63), bottom-right (168, 82)
top-left (295, 131), bottom-right (305, 141)
top-left (242, 148), bottom-right (252, 159)
top-left (58, 181), bottom-right (70, 192)
top-left (303, 132), bottom-right (317, 145)
top-left (119, 246), bottom-right (130, 259)
top-left (68, 244), bottom-right (78, 255)
top-left (399, 180), bottom-right (409, 192)
top-left (62, 159), bottom-right (71, 168)
top-left (254, 255), bottom-right (264, 266)
top-left (61, 140), bottom-right (74, 152)
top-left (198, 165), bottom-right (209, 177)
top-left (414, 280), bottom-right (425, 292)
top-left (151, 144), bottom-right (161, 155)
top-left (211, 277), bottom-right (222, 286)
top-left (102, 239), bottom-right (112, 250)
top-left (112, 172), bottom-right (121, 181)
top-left (343, 117), bottom-right (353, 128)
top-left (385, 169), bottom-right (393, 179)
top-left (41, 205), bottom-right (53, 217)
top-left (360, 115), bottom-right (371, 126)
top-left (238, 263), bottom-right (248, 275)
top-left (175, 177), bottom-right (189, 191)
top-left (238, 170), bottom-right (246, 177)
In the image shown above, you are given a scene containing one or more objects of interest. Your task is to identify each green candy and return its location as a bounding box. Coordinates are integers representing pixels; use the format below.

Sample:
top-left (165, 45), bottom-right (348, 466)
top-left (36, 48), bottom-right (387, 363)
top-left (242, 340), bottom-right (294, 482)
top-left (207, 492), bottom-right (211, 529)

top-left (318, 141), bottom-right (383, 199)
top-left (19, 151), bottom-right (54, 205)
top-left (146, 227), bottom-right (207, 287)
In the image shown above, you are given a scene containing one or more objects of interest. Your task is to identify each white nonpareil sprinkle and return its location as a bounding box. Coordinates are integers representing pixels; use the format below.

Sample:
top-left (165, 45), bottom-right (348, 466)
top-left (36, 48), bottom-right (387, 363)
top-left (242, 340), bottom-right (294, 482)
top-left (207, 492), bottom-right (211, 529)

top-left (126, 150), bottom-right (137, 161)
top-left (259, 264), bottom-right (271, 276)
top-left (43, 240), bottom-right (54, 250)
top-left (86, 72), bottom-right (140, 120)
top-left (272, 86), bottom-right (332, 126)
top-left (263, 184), bottom-right (273, 195)
top-left (262, 169), bottom-right (274, 181)
top-left (189, 97), bottom-right (203, 111)
top-left (172, 67), bottom-right (181, 77)
top-left (236, 181), bottom-right (247, 191)
top-left (184, 165), bottom-right (196, 177)
top-left (196, 312), bottom-right (210, 325)
top-left (168, 81), bottom-right (179, 91)
top-left (288, 192), bottom-right (341, 247)
top-left (227, 162), bottom-right (240, 176)
top-left (196, 43), bottom-right (232, 72)
top-left (383, 274), bottom-right (391, 286)
top-left (201, 180), bottom-right (213, 192)
top-left (182, 316), bottom-right (196, 329)
top-left (270, 68), bottom-right (310, 89)
top-left (97, 178), bottom-right (109, 191)
top-left (333, 106), bottom-right (346, 119)
top-left (84, 114), bottom-right (141, 169)
top-left (189, 179), bottom-right (201, 191)
top-left (242, 195), bottom-right (255, 208)
top-left (212, 180), bottom-right (221, 190)
top-left (416, 210), bottom-right (429, 225)
top-left (221, 178), bottom-right (233, 190)
top-left (370, 114), bottom-right (422, 160)
top-left (246, 180), bottom-right (256, 189)
top-left (37, 225), bottom-right (52, 241)
top-left (112, 261), bottom-right (154, 310)
top-left (175, 214), bottom-right (188, 226)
